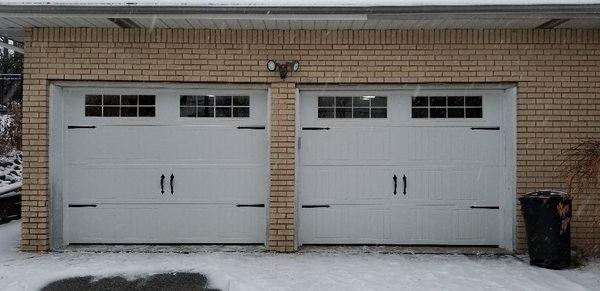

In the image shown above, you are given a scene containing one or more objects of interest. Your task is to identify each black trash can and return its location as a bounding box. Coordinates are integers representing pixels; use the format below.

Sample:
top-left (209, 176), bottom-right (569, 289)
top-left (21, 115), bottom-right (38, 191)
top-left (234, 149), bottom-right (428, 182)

top-left (519, 190), bottom-right (572, 270)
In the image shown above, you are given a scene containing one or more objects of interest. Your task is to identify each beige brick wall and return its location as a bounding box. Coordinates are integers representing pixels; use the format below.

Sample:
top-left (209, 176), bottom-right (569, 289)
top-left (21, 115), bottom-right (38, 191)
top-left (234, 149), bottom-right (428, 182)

top-left (269, 82), bottom-right (296, 252)
top-left (21, 28), bottom-right (600, 253)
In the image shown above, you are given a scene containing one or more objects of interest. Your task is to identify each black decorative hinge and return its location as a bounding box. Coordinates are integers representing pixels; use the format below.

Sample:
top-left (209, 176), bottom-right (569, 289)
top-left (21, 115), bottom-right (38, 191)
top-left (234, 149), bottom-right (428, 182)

top-left (236, 204), bottom-right (265, 207)
top-left (302, 127), bottom-right (330, 131)
top-left (470, 206), bottom-right (500, 209)
top-left (237, 126), bottom-right (266, 130)
top-left (67, 125), bottom-right (96, 129)
top-left (302, 205), bottom-right (330, 208)
top-left (470, 127), bottom-right (500, 131)
top-left (68, 204), bottom-right (97, 208)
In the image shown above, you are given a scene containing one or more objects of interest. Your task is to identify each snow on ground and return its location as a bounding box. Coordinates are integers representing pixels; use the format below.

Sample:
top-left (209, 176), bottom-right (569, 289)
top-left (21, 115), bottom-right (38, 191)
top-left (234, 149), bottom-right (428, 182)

top-left (1, 221), bottom-right (599, 291)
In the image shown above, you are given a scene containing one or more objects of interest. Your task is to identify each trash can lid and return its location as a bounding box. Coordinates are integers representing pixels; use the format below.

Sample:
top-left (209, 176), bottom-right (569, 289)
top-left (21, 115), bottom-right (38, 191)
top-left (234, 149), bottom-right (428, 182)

top-left (522, 190), bottom-right (568, 198)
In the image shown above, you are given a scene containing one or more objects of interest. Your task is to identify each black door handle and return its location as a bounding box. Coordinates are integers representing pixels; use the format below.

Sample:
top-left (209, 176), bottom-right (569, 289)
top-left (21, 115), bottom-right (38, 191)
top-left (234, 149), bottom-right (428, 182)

top-left (170, 174), bottom-right (174, 195)
top-left (393, 175), bottom-right (397, 195)
top-left (160, 174), bottom-right (165, 195)
top-left (402, 174), bottom-right (407, 195)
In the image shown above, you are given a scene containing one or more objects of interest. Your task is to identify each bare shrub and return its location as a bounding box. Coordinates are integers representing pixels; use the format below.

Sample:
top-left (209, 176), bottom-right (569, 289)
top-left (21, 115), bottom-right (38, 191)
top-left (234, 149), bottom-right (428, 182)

top-left (561, 140), bottom-right (600, 198)
top-left (0, 102), bottom-right (22, 156)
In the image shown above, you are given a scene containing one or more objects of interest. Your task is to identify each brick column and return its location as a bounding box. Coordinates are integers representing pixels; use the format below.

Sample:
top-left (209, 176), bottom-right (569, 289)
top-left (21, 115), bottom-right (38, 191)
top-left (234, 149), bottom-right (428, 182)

top-left (21, 29), bottom-right (50, 251)
top-left (268, 82), bottom-right (296, 252)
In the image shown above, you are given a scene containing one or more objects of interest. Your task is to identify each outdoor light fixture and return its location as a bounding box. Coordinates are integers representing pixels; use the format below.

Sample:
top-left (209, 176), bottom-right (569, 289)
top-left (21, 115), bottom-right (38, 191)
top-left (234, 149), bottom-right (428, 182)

top-left (266, 60), bottom-right (300, 79)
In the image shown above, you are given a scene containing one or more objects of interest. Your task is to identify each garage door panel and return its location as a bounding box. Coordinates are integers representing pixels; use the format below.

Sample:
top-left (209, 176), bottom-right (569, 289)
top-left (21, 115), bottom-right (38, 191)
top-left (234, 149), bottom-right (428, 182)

top-left (405, 167), bottom-right (501, 204)
top-left (68, 204), bottom-right (265, 244)
top-left (455, 209), bottom-right (499, 244)
top-left (65, 165), bottom-right (164, 203)
top-left (172, 127), bottom-right (267, 164)
top-left (301, 166), bottom-right (500, 205)
top-left (299, 89), bottom-right (506, 246)
top-left (300, 206), bottom-right (392, 244)
top-left (157, 205), bottom-right (265, 243)
top-left (66, 160), bottom-right (267, 205)
top-left (405, 207), bottom-right (454, 242)
top-left (302, 126), bottom-right (502, 167)
top-left (67, 206), bottom-right (161, 243)
top-left (300, 206), bottom-right (498, 245)
top-left (66, 164), bottom-right (266, 205)
top-left (390, 206), bottom-right (498, 244)
top-left (410, 207), bottom-right (453, 243)
top-left (300, 166), bottom-right (394, 203)
top-left (359, 128), bottom-right (392, 161)
top-left (301, 207), bottom-right (344, 240)
top-left (215, 206), bottom-right (266, 242)
top-left (61, 87), bottom-right (268, 245)
top-left (157, 206), bottom-right (221, 241)
top-left (172, 166), bottom-right (267, 203)
top-left (407, 127), bottom-right (503, 165)
top-left (301, 127), bottom-right (396, 165)
top-left (68, 126), bottom-right (267, 165)
top-left (66, 127), bottom-right (176, 164)
top-left (464, 130), bottom-right (503, 164)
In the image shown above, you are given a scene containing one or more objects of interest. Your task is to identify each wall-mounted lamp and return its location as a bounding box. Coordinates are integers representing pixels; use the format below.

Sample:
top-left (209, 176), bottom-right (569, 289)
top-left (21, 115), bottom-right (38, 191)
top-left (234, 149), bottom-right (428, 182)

top-left (266, 60), bottom-right (300, 79)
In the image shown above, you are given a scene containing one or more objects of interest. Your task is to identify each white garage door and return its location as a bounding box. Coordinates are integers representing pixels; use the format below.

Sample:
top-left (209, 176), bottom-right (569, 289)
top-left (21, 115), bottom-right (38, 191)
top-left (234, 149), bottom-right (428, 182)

top-left (60, 86), bottom-right (268, 244)
top-left (299, 88), bottom-right (508, 246)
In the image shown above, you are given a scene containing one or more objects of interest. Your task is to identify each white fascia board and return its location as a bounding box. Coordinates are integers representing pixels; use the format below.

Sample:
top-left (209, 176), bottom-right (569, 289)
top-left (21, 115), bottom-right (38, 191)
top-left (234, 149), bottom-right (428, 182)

top-left (1, 0), bottom-right (600, 7)
top-left (0, 13), bottom-right (368, 21)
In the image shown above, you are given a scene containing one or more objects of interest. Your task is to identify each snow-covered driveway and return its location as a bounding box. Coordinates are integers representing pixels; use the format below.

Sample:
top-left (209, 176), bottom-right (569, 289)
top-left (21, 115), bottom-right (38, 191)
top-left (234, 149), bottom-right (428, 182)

top-left (1, 221), bottom-right (599, 291)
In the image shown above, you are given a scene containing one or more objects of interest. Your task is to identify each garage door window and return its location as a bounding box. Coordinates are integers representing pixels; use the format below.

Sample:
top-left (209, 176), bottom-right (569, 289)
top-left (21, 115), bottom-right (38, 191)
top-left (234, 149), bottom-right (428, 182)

top-left (180, 95), bottom-right (250, 118)
top-left (318, 96), bottom-right (387, 119)
top-left (85, 94), bottom-right (155, 117)
top-left (411, 96), bottom-right (482, 119)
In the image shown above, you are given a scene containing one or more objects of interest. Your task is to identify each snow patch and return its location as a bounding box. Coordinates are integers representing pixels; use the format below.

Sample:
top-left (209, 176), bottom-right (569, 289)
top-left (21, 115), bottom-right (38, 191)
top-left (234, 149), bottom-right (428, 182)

top-left (0, 114), bottom-right (22, 191)
top-left (0, 151), bottom-right (22, 195)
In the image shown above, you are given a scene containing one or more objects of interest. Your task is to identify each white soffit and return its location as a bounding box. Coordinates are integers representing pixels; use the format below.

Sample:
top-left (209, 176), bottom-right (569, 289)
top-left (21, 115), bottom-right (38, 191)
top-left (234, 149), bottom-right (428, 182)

top-left (1, 2), bottom-right (600, 42)
top-left (1, 0), bottom-right (600, 6)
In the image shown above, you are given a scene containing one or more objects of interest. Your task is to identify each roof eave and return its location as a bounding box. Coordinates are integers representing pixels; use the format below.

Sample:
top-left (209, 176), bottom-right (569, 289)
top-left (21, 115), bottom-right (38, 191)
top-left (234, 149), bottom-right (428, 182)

top-left (0, 4), bottom-right (599, 16)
